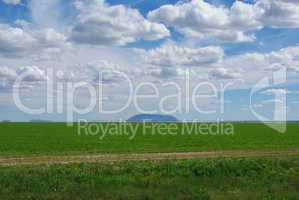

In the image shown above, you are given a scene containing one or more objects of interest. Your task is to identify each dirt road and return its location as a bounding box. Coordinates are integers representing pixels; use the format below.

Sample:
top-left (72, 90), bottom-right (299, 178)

top-left (0, 149), bottom-right (298, 166)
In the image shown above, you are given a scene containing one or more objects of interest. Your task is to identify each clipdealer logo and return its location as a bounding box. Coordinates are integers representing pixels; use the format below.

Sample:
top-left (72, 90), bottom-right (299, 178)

top-left (250, 68), bottom-right (287, 133)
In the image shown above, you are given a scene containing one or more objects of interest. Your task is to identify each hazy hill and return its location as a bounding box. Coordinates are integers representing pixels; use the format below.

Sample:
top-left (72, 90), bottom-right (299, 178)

top-left (128, 114), bottom-right (178, 122)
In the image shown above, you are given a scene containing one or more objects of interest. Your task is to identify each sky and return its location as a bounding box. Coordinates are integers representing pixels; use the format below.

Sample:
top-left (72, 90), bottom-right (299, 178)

top-left (0, 0), bottom-right (299, 122)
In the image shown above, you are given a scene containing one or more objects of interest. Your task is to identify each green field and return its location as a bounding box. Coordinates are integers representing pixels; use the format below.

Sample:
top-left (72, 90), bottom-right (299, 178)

top-left (0, 157), bottom-right (298, 199)
top-left (0, 122), bottom-right (299, 199)
top-left (0, 122), bottom-right (298, 156)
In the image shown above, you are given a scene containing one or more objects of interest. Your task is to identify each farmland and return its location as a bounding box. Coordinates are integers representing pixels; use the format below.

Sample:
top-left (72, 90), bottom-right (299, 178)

top-left (0, 157), bottom-right (298, 199)
top-left (0, 122), bottom-right (299, 199)
top-left (0, 122), bottom-right (298, 156)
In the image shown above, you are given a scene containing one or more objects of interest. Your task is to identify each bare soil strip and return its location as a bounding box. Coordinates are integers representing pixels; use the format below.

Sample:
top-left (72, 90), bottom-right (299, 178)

top-left (0, 149), bottom-right (299, 166)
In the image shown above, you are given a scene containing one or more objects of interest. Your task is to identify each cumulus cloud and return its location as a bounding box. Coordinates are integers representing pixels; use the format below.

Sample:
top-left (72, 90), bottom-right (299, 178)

top-left (0, 0), bottom-right (298, 93)
top-left (149, 67), bottom-right (185, 79)
top-left (87, 60), bottom-right (134, 84)
top-left (56, 71), bottom-right (75, 82)
top-left (264, 63), bottom-right (299, 73)
top-left (148, 0), bottom-right (299, 43)
top-left (200, 45), bottom-right (299, 87)
top-left (0, 66), bottom-right (17, 91)
top-left (0, 24), bottom-right (69, 58)
top-left (209, 68), bottom-right (241, 80)
top-left (2, 0), bottom-right (21, 5)
top-left (0, 24), bottom-right (36, 55)
top-left (0, 66), bottom-right (47, 82)
top-left (34, 28), bottom-right (68, 48)
top-left (261, 98), bottom-right (284, 104)
top-left (0, 66), bottom-right (17, 80)
top-left (260, 88), bottom-right (299, 96)
top-left (0, 65), bottom-right (47, 92)
top-left (148, 0), bottom-right (262, 43)
top-left (70, 0), bottom-right (170, 46)
top-left (17, 66), bottom-right (47, 82)
top-left (145, 44), bottom-right (224, 67)
top-left (261, 88), bottom-right (287, 95)
top-left (140, 43), bottom-right (224, 79)
top-left (222, 46), bottom-right (299, 72)
top-left (257, 0), bottom-right (299, 28)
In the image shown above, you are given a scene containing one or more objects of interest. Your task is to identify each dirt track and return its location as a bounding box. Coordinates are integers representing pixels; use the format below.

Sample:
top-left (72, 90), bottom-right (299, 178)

top-left (0, 149), bottom-right (299, 166)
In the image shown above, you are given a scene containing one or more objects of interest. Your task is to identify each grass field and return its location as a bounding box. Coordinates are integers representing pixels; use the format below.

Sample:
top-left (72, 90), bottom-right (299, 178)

top-left (0, 122), bottom-right (298, 156)
top-left (0, 122), bottom-right (298, 199)
top-left (0, 157), bottom-right (298, 199)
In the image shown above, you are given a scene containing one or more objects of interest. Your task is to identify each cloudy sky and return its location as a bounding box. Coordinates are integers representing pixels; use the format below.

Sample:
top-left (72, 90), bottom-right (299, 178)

top-left (0, 0), bottom-right (299, 121)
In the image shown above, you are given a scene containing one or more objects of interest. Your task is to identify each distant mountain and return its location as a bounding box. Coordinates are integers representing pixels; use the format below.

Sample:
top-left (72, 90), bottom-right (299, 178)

top-left (128, 114), bottom-right (178, 122)
top-left (30, 119), bottom-right (52, 123)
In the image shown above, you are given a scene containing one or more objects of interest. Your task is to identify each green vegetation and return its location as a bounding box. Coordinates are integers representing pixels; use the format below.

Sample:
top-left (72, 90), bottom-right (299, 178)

top-left (0, 123), bottom-right (298, 199)
top-left (0, 122), bottom-right (298, 156)
top-left (0, 157), bottom-right (298, 200)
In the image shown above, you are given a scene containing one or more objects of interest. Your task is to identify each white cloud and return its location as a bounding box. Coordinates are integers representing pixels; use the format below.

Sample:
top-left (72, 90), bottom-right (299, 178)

top-left (260, 88), bottom-right (299, 96)
top-left (0, 24), bottom-right (36, 56)
top-left (2, 0), bottom-right (21, 5)
top-left (0, 66), bottom-right (16, 91)
top-left (252, 103), bottom-right (264, 108)
top-left (0, 0), bottom-right (298, 95)
top-left (261, 88), bottom-right (287, 95)
top-left (257, 0), bottom-right (299, 28)
top-left (0, 24), bottom-right (69, 58)
top-left (56, 70), bottom-right (75, 82)
top-left (149, 67), bottom-right (185, 79)
top-left (142, 43), bottom-right (297, 82)
top-left (0, 66), bottom-right (47, 92)
top-left (209, 68), bottom-right (241, 79)
top-left (262, 98), bottom-right (284, 104)
top-left (220, 46), bottom-right (299, 79)
top-left (70, 0), bottom-right (170, 46)
top-left (0, 66), bottom-right (17, 80)
top-left (17, 66), bottom-right (47, 82)
top-left (148, 0), bottom-right (299, 43)
top-left (34, 28), bottom-right (68, 48)
top-left (229, 1), bottom-right (263, 31)
top-left (148, 0), bottom-right (262, 43)
top-left (0, 66), bottom-right (47, 82)
top-left (145, 44), bottom-right (224, 67)
top-left (87, 60), bottom-right (136, 84)
top-left (176, 45), bottom-right (297, 88)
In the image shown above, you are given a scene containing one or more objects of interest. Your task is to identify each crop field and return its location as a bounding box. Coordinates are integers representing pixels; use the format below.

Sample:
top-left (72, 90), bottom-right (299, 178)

top-left (0, 158), bottom-right (298, 199)
top-left (0, 122), bottom-right (298, 156)
top-left (0, 122), bottom-right (299, 199)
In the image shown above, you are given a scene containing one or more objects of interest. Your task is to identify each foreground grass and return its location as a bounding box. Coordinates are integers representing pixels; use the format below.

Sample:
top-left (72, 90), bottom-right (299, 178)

top-left (0, 122), bottom-right (298, 156)
top-left (0, 157), bottom-right (298, 200)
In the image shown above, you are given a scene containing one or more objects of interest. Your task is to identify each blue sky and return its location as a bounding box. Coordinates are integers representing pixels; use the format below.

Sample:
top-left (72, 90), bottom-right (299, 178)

top-left (0, 0), bottom-right (298, 122)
